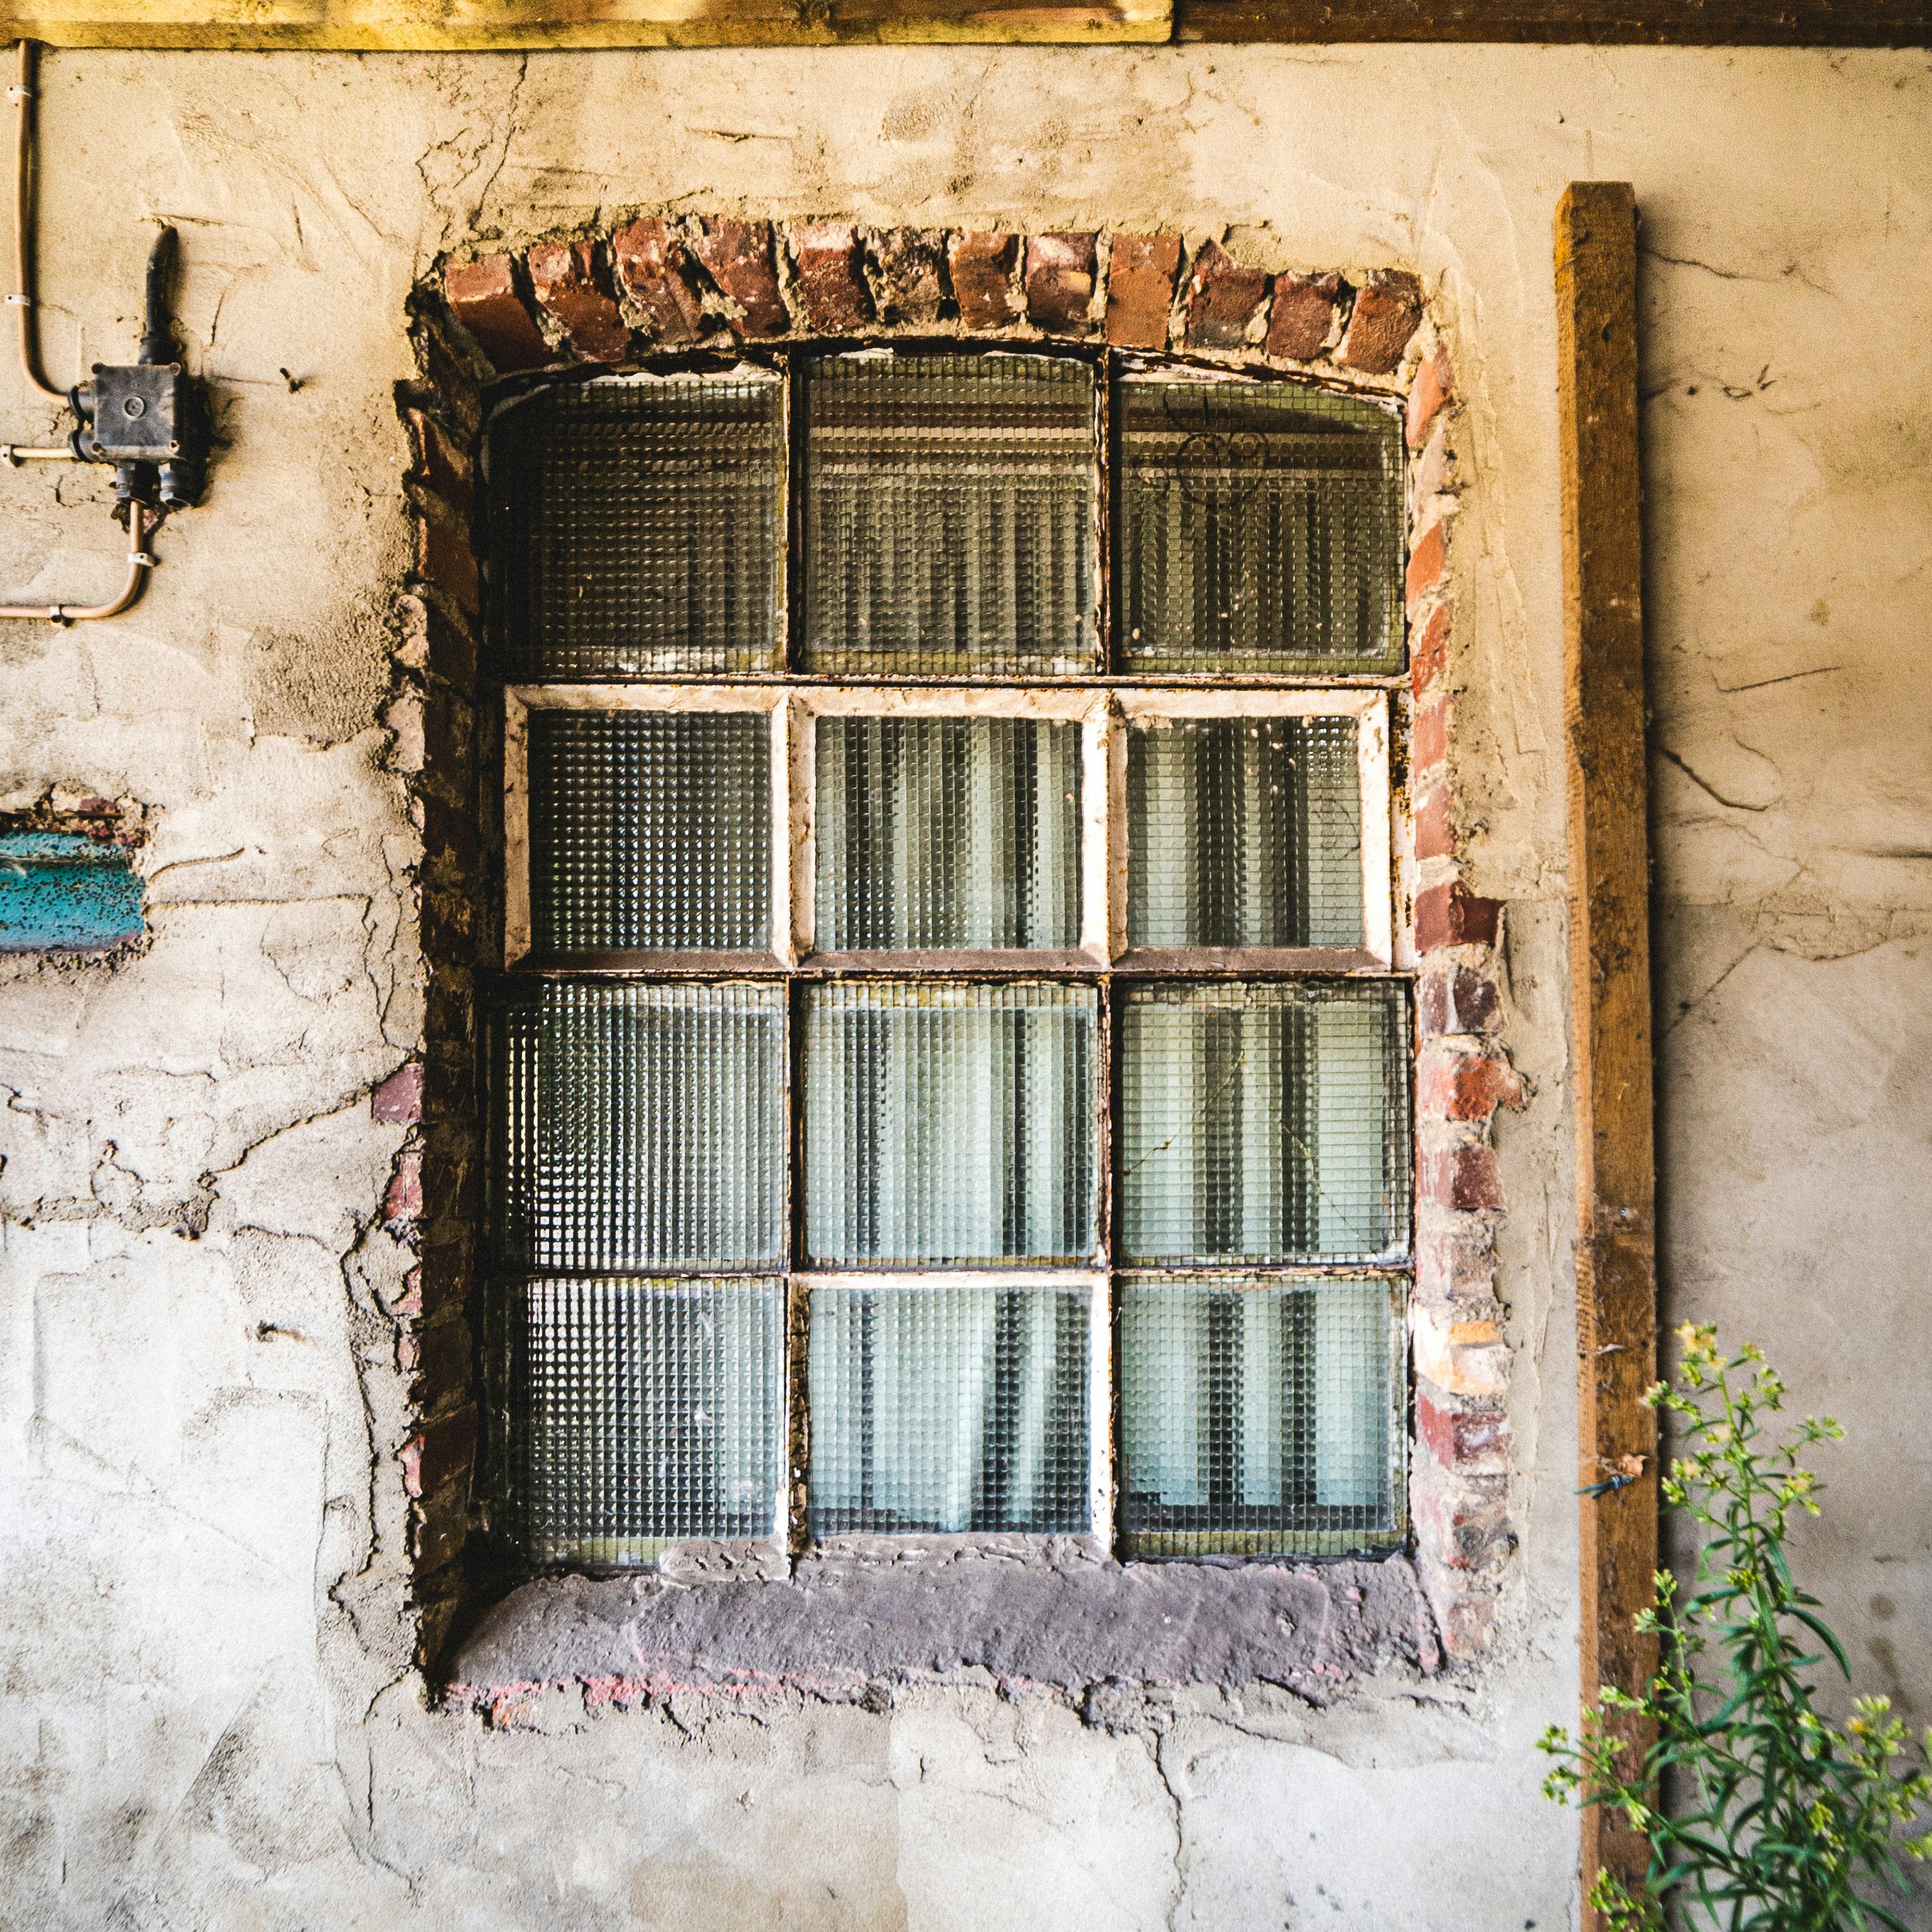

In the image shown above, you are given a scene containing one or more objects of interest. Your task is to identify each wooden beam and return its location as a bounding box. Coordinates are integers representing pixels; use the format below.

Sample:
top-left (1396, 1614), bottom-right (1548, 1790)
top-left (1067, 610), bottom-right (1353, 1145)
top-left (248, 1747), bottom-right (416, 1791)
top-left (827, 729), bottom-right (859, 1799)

top-left (1556, 179), bottom-right (1659, 1930)
top-left (9, 0), bottom-right (1926, 42)
top-left (0, 0), bottom-right (1170, 47)
top-left (1176, 0), bottom-right (1930, 40)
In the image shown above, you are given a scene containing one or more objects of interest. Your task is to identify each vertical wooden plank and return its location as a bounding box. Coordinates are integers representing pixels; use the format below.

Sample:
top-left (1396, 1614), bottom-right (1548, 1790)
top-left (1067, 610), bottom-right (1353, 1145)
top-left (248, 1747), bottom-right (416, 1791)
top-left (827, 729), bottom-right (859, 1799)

top-left (1556, 180), bottom-right (1660, 1927)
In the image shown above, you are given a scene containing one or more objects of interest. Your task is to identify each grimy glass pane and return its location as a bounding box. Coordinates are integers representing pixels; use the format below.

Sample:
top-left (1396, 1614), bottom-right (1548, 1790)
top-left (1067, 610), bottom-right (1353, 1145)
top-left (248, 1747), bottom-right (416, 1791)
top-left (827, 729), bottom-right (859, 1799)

top-left (1127, 715), bottom-right (1363, 949)
top-left (529, 709), bottom-right (770, 954)
top-left (801, 354), bottom-right (1097, 676)
top-left (493, 1275), bottom-right (782, 1564)
top-left (807, 1282), bottom-right (1090, 1535)
top-left (816, 716), bottom-right (1080, 951)
top-left (490, 376), bottom-right (783, 678)
top-left (1117, 381), bottom-right (1403, 674)
top-left (804, 981), bottom-right (1097, 1266)
top-left (1120, 980), bottom-right (1409, 1264)
top-left (1118, 1275), bottom-right (1402, 1556)
top-left (494, 981), bottom-right (785, 1271)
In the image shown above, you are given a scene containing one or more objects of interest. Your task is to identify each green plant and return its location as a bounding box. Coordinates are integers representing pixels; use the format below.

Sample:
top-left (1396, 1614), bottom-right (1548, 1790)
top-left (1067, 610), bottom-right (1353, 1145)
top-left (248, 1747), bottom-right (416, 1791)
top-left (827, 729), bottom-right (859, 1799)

top-left (1540, 1324), bottom-right (1932, 1930)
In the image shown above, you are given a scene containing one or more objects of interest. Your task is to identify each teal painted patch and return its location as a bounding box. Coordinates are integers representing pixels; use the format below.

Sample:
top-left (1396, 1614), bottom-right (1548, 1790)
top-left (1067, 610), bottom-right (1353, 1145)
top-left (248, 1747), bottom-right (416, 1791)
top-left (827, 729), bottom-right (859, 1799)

top-left (0, 832), bottom-right (145, 953)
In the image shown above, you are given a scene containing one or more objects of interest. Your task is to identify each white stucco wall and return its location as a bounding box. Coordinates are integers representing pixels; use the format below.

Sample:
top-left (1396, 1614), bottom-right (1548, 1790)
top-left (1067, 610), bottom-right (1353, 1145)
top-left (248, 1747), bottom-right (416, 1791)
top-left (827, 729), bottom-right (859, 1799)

top-left (1, 43), bottom-right (1927, 1929)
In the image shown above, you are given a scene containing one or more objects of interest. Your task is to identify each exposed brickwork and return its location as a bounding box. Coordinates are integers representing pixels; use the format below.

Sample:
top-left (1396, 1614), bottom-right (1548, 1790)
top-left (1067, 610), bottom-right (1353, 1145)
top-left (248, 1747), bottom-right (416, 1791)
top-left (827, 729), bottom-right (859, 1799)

top-left (1183, 240), bottom-right (1269, 350)
top-left (1104, 234), bottom-right (1182, 350)
top-left (527, 239), bottom-right (631, 363)
top-left (1338, 269), bottom-right (1425, 375)
top-left (871, 228), bottom-right (947, 324)
top-left (1266, 270), bottom-right (1347, 362)
top-left (611, 217), bottom-right (706, 346)
top-left (392, 307), bottom-right (493, 1667)
top-left (690, 218), bottom-right (789, 337)
top-left (1023, 232), bottom-right (1097, 334)
top-left (442, 255), bottom-right (550, 374)
top-left (947, 231), bottom-right (1020, 328)
top-left (1398, 324), bottom-right (1521, 1656)
top-left (790, 222), bottom-right (872, 331)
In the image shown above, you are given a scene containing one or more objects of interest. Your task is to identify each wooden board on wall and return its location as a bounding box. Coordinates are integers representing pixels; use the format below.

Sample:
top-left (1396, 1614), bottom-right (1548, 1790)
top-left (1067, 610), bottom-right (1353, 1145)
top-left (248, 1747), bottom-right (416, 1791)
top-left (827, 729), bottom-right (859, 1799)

top-left (1555, 178), bottom-right (1661, 1930)
top-left (6, 0), bottom-right (1927, 39)
top-left (0, 0), bottom-right (1172, 46)
top-left (1176, 0), bottom-right (1931, 40)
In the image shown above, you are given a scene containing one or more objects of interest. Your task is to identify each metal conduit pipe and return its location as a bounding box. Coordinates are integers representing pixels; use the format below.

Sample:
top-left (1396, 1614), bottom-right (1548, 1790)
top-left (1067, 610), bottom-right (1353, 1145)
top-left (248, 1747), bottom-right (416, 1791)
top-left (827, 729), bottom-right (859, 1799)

top-left (2, 40), bottom-right (162, 622)
top-left (11, 39), bottom-right (60, 400)
top-left (0, 500), bottom-right (154, 622)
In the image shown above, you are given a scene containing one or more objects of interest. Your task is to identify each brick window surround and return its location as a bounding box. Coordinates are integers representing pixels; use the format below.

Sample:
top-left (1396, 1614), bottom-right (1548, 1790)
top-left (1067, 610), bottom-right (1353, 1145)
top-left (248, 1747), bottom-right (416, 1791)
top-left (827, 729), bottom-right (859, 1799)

top-left (383, 219), bottom-right (1522, 1701)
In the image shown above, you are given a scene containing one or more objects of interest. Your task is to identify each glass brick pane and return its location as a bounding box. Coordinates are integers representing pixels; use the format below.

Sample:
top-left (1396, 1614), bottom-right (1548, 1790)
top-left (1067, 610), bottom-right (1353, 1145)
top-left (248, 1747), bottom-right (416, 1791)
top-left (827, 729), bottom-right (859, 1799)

top-left (807, 1282), bottom-right (1090, 1535)
top-left (1127, 715), bottom-right (1363, 949)
top-left (1117, 381), bottom-right (1403, 674)
top-left (804, 981), bottom-right (1097, 1266)
top-left (493, 981), bottom-right (785, 1271)
top-left (493, 1275), bottom-right (782, 1564)
top-left (491, 376), bottom-right (783, 678)
top-left (1118, 1274), bottom-right (1403, 1556)
top-left (816, 716), bottom-right (1080, 951)
top-left (801, 355), bottom-right (1098, 676)
top-left (529, 709), bottom-right (770, 954)
top-left (1120, 980), bottom-right (1410, 1264)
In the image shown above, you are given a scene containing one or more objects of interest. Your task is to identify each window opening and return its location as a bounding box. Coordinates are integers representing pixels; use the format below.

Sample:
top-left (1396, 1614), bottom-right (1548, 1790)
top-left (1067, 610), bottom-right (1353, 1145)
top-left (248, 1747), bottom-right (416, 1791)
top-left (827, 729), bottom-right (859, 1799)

top-left (483, 348), bottom-right (1411, 1572)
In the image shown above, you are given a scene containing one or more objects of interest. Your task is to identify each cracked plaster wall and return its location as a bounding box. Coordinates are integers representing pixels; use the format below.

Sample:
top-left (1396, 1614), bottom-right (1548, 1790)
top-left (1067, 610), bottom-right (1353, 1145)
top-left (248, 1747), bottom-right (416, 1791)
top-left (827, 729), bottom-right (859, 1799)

top-left (0, 42), bottom-right (1926, 1930)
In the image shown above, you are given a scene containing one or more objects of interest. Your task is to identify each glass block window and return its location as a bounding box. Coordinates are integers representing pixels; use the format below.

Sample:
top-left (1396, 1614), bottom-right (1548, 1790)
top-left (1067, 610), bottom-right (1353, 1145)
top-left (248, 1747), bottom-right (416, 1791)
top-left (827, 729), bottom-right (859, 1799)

top-left (490, 375), bottom-right (785, 679)
top-left (800, 353), bottom-right (1098, 677)
top-left (808, 1282), bottom-right (1091, 1535)
top-left (1116, 380), bottom-right (1403, 675)
top-left (527, 708), bottom-right (770, 956)
top-left (486, 349), bottom-right (1411, 1571)
top-left (816, 716), bottom-right (1081, 953)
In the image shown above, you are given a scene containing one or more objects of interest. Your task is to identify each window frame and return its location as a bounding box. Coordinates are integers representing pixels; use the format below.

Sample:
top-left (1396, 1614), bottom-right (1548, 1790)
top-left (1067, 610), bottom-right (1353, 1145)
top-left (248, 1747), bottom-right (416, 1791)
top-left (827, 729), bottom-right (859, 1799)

top-left (486, 343), bottom-right (1416, 1572)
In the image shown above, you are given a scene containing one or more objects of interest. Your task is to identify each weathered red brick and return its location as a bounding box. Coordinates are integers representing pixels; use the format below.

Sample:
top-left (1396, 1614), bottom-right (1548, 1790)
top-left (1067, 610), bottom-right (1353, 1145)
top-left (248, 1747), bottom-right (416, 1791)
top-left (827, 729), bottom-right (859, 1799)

top-left (384, 1145), bottom-right (423, 1226)
top-left (1415, 1222), bottom-right (1498, 1302)
top-left (1266, 270), bottom-right (1348, 361)
top-left (401, 1314), bottom-right (472, 1407)
top-left (1418, 1047), bottom-right (1525, 1122)
top-left (1421, 1145), bottom-right (1504, 1213)
top-left (1183, 240), bottom-right (1268, 350)
top-left (415, 1239), bottom-right (473, 1325)
top-left (1407, 343), bottom-right (1454, 449)
top-left (413, 517), bottom-right (478, 617)
top-left (442, 255), bottom-right (550, 374)
top-left (691, 219), bottom-right (789, 336)
top-left (404, 409), bottom-right (474, 524)
top-left (612, 217), bottom-right (707, 346)
top-left (1415, 880), bottom-right (1501, 951)
top-left (401, 1403), bottom-right (477, 1500)
top-left (527, 239), bottom-right (631, 363)
top-left (1405, 517), bottom-right (1449, 619)
top-left (1415, 785), bottom-right (1455, 862)
top-left (1104, 234), bottom-right (1181, 350)
top-left (1432, 1582), bottom-right (1500, 1655)
top-left (871, 228), bottom-right (947, 324)
top-left (411, 1473), bottom-right (471, 1572)
top-left (372, 1063), bottom-right (424, 1126)
top-left (1415, 965), bottom-right (1502, 1040)
top-left (1416, 1390), bottom-right (1512, 1475)
top-left (1411, 1468), bottom-right (1510, 1572)
top-left (947, 232), bottom-right (1020, 329)
top-left (1411, 415), bottom-right (1453, 503)
top-left (1024, 233), bottom-right (1097, 334)
top-left (1337, 269), bottom-right (1425, 375)
top-left (1410, 602), bottom-right (1451, 701)
top-left (422, 1145), bottom-right (479, 1226)
top-left (790, 223), bottom-right (872, 332)
top-left (1412, 697), bottom-right (1448, 780)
